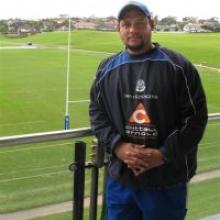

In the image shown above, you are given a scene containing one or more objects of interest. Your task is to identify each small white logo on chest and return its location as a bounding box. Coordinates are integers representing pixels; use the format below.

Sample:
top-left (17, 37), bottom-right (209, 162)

top-left (136, 79), bottom-right (146, 92)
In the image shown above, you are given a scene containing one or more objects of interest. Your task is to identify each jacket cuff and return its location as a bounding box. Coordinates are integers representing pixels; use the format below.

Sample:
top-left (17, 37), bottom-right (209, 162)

top-left (160, 146), bottom-right (170, 164)
top-left (110, 134), bottom-right (122, 154)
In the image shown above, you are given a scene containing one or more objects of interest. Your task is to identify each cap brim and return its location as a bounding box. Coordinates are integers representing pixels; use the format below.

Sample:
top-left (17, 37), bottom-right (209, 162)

top-left (118, 3), bottom-right (150, 19)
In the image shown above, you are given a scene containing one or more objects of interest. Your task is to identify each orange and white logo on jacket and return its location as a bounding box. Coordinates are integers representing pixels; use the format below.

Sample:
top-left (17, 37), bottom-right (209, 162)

top-left (125, 102), bottom-right (158, 146)
top-left (128, 102), bottom-right (151, 124)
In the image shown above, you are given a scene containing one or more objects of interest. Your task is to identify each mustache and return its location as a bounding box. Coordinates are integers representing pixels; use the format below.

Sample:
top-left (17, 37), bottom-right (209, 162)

top-left (127, 34), bottom-right (141, 38)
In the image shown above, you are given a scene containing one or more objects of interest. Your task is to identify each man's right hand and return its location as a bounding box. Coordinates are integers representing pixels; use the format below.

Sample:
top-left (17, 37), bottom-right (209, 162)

top-left (114, 142), bottom-right (150, 175)
top-left (114, 142), bottom-right (137, 161)
top-left (114, 142), bottom-right (164, 176)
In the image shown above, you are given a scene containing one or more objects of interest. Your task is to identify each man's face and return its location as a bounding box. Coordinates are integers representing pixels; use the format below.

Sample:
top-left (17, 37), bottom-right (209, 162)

top-left (118, 9), bottom-right (154, 54)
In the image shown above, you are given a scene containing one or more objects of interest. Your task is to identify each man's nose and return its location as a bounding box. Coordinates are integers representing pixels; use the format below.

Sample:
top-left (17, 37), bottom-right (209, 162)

top-left (129, 23), bottom-right (138, 32)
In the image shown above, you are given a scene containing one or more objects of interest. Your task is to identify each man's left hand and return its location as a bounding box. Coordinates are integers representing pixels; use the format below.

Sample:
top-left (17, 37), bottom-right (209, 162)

top-left (124, 147), bottom-right (164, 176)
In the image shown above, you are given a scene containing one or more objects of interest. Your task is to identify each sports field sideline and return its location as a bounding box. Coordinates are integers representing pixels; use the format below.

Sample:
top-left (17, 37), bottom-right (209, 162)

top-left (0, 31), bottom-right (220, 219)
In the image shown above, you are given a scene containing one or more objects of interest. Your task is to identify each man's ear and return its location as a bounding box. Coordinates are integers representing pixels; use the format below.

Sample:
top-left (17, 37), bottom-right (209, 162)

top-left (150, 18), bottom-right (155, 31)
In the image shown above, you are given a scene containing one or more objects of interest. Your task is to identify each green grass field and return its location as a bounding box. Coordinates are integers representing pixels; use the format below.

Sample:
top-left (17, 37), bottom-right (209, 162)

top-left (31, 178), bottom-right (220, 220)
top-left (0, 47), bottom-right (104, 135)
top-left (1, 31), bottom-right (220, 68)
top-left (0, 31), bottom-right (220, 218)
top-left (0, 122), bottom-right (219, 214)
top-left (0, 31), bottom-right (219, 136)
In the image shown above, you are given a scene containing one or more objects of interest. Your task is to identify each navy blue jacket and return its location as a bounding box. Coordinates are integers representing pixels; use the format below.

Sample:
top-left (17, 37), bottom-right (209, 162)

top-left (89, 45), bottom-right (208, 188)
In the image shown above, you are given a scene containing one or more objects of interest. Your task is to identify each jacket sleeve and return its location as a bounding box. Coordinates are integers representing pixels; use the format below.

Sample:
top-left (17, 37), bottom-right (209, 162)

top-left (89, 62), bottom-right (122, 153)
top-left (160, 62), bottom-right (208, 163)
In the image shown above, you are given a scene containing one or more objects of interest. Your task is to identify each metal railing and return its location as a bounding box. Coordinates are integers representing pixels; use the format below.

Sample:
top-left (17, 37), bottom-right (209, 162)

top-left (0, 127), bottom-right (92, 147)
top-left (0, 113), bottom-right (219, 220)
top-left (1, 113), bottom-right (219, 147)
top-left (0, 127), bottom-right (106, 220)
top-left (208, 113), bottom-right (220, 121)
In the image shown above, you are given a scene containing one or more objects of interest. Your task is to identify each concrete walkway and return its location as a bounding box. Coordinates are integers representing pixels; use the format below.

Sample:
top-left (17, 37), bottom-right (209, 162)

top-left (0, 196), bottom-right (103, 220)
top-left (0, 201), bottom-right (73, 220)
top-left (199, 214), bottom-right (220, 220)
top-left (190, 169), bottom-right (220, 183)
top-left (0, 170), bottom-right (219, 220)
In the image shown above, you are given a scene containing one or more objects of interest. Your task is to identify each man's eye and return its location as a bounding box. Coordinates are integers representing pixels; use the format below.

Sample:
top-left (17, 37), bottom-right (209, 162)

top-left (122, 23), bottom-right (131, 28)
top-left (120, 19), bottom-right (147, 29)
top-left (136, 21), bottom-right (146, 26)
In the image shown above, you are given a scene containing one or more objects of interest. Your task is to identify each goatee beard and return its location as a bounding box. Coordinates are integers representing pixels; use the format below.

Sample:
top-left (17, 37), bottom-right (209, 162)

top-left (126, 43), bottom-right (145, 53)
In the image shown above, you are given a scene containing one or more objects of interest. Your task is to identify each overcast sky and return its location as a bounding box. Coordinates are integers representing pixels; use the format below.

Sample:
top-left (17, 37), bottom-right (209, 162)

top-left (0, 0), bottom-right (219, 20)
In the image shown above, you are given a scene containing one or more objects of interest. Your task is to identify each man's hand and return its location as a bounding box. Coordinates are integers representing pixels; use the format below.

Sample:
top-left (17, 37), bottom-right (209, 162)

top-left (114, 142), bottom-right (164, 176)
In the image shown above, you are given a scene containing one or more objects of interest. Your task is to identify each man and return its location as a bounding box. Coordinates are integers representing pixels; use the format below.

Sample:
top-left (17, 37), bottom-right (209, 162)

top-left (89, 1), bottom-right (208, 220)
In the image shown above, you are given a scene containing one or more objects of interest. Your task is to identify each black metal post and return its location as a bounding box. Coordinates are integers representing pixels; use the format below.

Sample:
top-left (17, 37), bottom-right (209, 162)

top-left (73, 141), bottom-right (86, 220)
top-left (89, 141), bottom-right (101, 220)
top-left (89, 163), bottom-right (99, 220)
top-left (89, 140), bottom-right (107, 220)
top-left (100, 163), bottom-right (108, 220)
top-left (100, 143), bottom-right (108, 220)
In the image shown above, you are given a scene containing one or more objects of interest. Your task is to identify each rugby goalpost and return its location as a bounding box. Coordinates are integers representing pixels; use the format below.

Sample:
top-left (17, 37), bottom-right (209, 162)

top-left (64, 16), bottom-right (72, 130)
top-left (64, 15), bottom-right (90, 129)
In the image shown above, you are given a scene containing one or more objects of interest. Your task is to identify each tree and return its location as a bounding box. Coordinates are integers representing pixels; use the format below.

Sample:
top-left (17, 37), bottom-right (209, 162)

top-left (153, 15), bottom-right (158, 26)
top-left (201, 22), bottom-right (220, 32)
top-left (159, 16), bottom-right (177, 25)
top-left (206, 17), bottom-right (219, 23)
top-left (182, 17), bottom-right (198, 23)
top-left (0, 20), bottom-right (8, 33)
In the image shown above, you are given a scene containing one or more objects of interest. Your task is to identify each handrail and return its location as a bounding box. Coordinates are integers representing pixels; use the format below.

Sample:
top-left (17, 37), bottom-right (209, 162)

top-left (0, 127), bottom-right (92, 147)
top-left (208, 113), bottom-right (220, 121)
top-left (0, 113), bottom-right (219, 148)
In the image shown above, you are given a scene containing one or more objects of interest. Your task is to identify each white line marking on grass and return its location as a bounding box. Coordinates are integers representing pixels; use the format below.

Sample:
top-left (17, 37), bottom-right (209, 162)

top-left (73, 48), bottom-right (114, 56)
top-left (0, 142), bottom-right (72, 154)
top-left (3, 164), bottom-right (66, 174)
top-left (200, 141), bottom-right (220, 146)
top-left (0, 170), bottom-right (69, 183)
top-left (195, 64), bottom-right (220, 72)
top-left (200, 145), bottom-right (220, 150)
top-left (0, 120), bottom-right (46, 127)
top-left (0, 165), bottom-right (68, 180)
top-left (0, 166), bottom-right (95, 184)
top-left (208, 122), bottom-right (220, 126)
top-left (0, 46), bottom-right (38, 50)
top-left (68, 99), bottom-right (89, 103)
top-left (199, 142), bottom-right (220, 150)
top-left (198, 155), bottom-right (220, 162)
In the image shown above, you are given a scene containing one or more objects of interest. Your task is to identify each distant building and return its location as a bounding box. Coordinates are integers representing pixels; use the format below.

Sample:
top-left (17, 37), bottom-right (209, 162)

top-left (74, 21), bottom-right (97, 30)
top-left (156, 24), bottom-right (179, 32)
top-left (183, 23), bottom-right (205, 32)
top-left (6, 19), bottom-right (39, 36)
